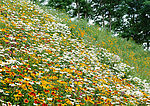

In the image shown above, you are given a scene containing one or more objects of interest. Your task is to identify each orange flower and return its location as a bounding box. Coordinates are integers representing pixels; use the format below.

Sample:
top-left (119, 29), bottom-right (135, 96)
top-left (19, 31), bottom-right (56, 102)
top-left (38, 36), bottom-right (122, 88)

top-left (24, 99), bottom-right (29, 103)
top-left (29, 92), bottom-right (36, 97)
top-left (80, 102), bottom-right (85, 105)
top-left (51, 91), bottom-right (55, 95)
top-left (7, 102), bottom-right (12, 106)
top-left (34, 100), bottom-right (41, 104)
top-left (57, 100), bottom-right (61, 102)
top-left (52, 87), bottom-right (58, 90)
top-left (44, 89), bottom-right (50, 93)
top-left (42, 103), bottom-right (48, 106)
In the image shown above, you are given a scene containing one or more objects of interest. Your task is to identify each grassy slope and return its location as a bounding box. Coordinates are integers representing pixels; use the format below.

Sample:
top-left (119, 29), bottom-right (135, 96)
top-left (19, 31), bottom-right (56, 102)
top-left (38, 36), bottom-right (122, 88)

top-left (43, 6), bottom-right (150, 82)
top-left (0, 0), bottom-right (150, 106)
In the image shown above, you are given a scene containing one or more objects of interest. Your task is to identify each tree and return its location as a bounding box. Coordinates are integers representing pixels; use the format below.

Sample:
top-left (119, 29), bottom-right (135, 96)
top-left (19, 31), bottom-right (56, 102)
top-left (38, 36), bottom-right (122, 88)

top-left (71, 0), bottom-right (93, 19)
top-left (80, 0), bottom-right (93, 19)
top-left (39, 0), bottom-right (45, 3)
top-left (46, 0), bottom-right (73, 11)
top-left (92, 0), bottom-right (122, 31)
top-left (118, 0), bottom-right (150, 45)
top-left (92, 0), bottom-right (149, 49)
top-left (137, 1), bottom-right (150, 49)
top-left (32, 0), bottom-right (150, 50)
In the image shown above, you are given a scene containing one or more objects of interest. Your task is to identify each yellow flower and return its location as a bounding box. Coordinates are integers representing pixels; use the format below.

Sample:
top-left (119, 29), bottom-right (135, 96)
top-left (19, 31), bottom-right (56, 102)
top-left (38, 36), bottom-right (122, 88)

top-left (15, 97), bottom-right (19, 101)
top-left (5, 91), bottom-right (9, 93)
top-left (0, 28), bottom-right (6, 32)
top-left (62, 103), bottom-right (67, 106)
top-left (77, 81), bottom-right (81, 85)
top-left (89, 100), bottom-right (94, 104)
top-left (66, 99), bottom-right (72, 105)
top-left (14, 94), bottom-right (19, 98)
top-left (74, 81), bottom-right (77, 85)
top-left (52, 76), bottom-right (58, 80)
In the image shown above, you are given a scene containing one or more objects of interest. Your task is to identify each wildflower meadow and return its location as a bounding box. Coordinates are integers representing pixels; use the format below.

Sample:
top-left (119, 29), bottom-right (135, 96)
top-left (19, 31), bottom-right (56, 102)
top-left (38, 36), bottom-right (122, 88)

top-left (0, 0), bottom-right (150, 105)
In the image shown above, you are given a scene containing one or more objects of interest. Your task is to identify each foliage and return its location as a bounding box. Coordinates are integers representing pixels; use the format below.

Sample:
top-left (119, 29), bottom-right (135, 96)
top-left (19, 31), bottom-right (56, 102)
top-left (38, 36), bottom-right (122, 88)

top-left (72, 0), bottom-right (93, 19)
top-left (46, 0), bottom-right (73, 11)
top-left (39, 0), bottom-right (150, 50)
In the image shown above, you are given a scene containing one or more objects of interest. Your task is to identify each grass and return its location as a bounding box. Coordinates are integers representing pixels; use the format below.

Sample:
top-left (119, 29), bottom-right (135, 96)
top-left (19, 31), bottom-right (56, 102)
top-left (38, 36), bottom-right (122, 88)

top-left (0, 0), bottom-right (150, 105)
top-left (51, 9), bottom-right (150, 82)
top-left (38, 4), bottom-right (150, 82)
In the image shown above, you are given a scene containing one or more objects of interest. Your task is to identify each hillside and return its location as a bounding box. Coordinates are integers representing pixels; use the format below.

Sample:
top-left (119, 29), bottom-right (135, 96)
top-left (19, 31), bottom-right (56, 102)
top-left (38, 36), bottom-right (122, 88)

top-left (0, 0), bottom-right (150, 105)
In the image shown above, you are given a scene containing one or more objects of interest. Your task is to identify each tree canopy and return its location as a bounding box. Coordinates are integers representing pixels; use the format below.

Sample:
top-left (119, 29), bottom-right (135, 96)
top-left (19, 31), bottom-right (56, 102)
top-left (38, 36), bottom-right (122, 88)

top-left (36, 0), bottom-right (150, 50)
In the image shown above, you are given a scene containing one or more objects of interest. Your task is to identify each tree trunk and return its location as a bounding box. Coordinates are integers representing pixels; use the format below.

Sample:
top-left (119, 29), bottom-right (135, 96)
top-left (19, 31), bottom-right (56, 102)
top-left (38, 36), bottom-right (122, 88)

top-left (99, 0), bottom-right (105, 29)
top-left (146, 39), bottom-right (149, 51)
top-left (76, 1), bottom-right (80, 19)
top-left (109, 13), bottom-right (112, 31)
top-left (85, 12), bottom-right (87, 19)
top-left (102, 14), bottom-right (105, 29)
